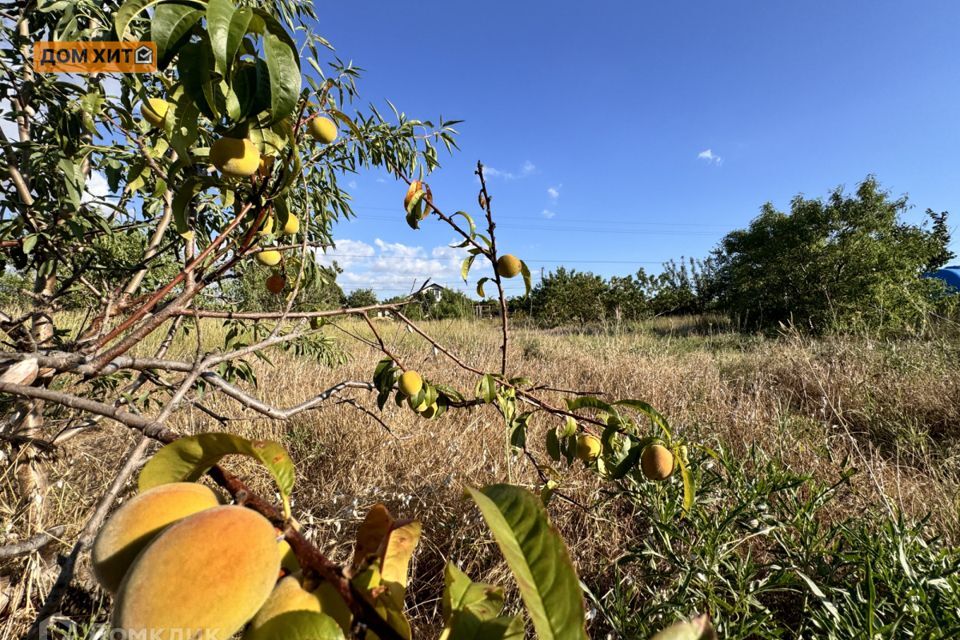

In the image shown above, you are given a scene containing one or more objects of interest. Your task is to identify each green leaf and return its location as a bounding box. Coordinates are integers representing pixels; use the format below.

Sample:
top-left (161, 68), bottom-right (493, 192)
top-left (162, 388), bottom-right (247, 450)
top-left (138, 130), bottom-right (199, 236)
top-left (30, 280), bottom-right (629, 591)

top-left (476, 277), bottom-right (490, 299)
top-left (171, 179), bottom-right (198, 240)
top-left (461, 254), bottom-right (476, 282)
top-left (263, 32), bottom-right (301, 124)
top-left (252, 611), bottom-right (345, 640)
top-left (545, 428), bottom-right (561, 462)
top-left (151, 2), bottom-right (203, 69)
top-left (312, 582), bottom-right (353, 634)
top-left (559, 417), bottom-right (578, 438)
top-left (59, 157), bottom-right (83, 209)
top-left (21, 234), bottom-right (38, 255)
top-left (207, 0), bottom-right (252, 77)
top-left (167, 94), bottom-right (201, 160)
top-left (476, 374), bottom-right (497, 404)
top-left (178, 38), bottom-right (219, 120)
top-left (565, 396), bottom-right (616, 415)
top-left (613, 399), bottom-right (671, 437)
top-left (380, 520), bottom-right (421, 609)
top-left (451, 210), bottom-right (477, 237)
top-left (116, 0), bottom-right (193, 41)
top-left (445, 611), bottom-right (525, 640)
top-left (466, 485), bottom-right (587, 640)
top-left (520, 260), bottom-right (532, 297)
top-left (138, 432), bottom-right (295, 499)
top-left (676, 451), bottom-right (695, 516)
top-left (442, 563), bottom-right (505, 624)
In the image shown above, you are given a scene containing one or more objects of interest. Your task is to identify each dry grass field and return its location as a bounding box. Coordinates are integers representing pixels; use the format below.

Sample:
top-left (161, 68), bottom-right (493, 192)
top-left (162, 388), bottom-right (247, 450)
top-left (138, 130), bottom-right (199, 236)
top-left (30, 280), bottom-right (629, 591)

top-left (2, 315), bottom-right (959, 638)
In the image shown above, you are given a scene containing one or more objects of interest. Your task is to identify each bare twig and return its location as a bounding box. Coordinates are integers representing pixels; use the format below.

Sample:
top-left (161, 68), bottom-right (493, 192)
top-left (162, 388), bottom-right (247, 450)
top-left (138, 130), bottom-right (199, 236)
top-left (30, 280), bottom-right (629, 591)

top-left (0, 525), bottom-right (65, 559)
top-left (475, 161), bottom-right (510, 376)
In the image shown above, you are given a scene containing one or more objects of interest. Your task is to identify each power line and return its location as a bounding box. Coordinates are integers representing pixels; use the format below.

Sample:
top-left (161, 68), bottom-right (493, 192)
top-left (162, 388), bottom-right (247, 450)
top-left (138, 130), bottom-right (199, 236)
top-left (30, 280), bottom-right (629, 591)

top-left (338, 215), bottom-right (722, 236)
top-left (316, 253), bottom-right (667, 265)
top-left (347, 207), bottom-right (731, 229)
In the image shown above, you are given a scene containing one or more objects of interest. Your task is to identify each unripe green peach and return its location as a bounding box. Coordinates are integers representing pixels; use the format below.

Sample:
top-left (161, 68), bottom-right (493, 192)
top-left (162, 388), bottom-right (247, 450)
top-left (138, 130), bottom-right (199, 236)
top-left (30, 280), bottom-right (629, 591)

top-left (398, 371), bottom-right (423, 397)
top-left (308, 116), bottom-right (337, 144)
top-left (575, 434), bottom-right (602, 461)
top-left (495, 254), bottom-right (522, 278)
top-left (244, 576), bottom-right (321, 640)
top-left (112, 506), bottom-right (281, 640)
top-left (420, 402), bottom-right (439, 419)
top-left (141, 98), bottom-right (170, 128)
top-left (641, 443), bottom-right (675, 481)
top-left (91, 482), bottom-right (220, 593)
top-left (277, 538), bottom-right (299, 575)
top-left (210, 137), bottom-right (261, 178)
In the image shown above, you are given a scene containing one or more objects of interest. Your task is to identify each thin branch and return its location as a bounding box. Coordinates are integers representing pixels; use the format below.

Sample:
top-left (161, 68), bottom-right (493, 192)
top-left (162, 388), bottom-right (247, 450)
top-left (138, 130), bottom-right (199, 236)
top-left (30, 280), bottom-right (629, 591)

top-left (200, 376), bottom-right (375, 420)
top-left (0, 525), bottom-right (65, 558)
top-left (30, 437), bottom-right (152, 632)
top-left (172, 300), bottom-right (408, 321)
top-left (475, 161), bottom-right (510, 376)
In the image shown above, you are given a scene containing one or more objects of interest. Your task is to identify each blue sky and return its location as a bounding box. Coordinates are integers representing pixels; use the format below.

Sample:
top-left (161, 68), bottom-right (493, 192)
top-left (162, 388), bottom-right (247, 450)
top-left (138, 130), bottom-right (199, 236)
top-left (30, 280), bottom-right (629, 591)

top-left (313, 2), bottom-right (960, 297)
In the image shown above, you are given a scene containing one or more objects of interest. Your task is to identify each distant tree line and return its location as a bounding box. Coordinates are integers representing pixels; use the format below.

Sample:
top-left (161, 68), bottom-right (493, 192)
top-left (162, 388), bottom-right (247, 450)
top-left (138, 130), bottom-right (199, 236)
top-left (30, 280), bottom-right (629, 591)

top-left (511, 177), bottom-right (956, 333)
top-left (12, 177), bottom-right (950, 334)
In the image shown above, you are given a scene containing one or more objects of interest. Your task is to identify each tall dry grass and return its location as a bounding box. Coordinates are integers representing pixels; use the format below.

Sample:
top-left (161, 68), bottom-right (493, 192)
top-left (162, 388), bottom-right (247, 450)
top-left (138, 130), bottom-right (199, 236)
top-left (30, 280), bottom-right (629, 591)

top-left (1, 316), bottom-right (958, 637)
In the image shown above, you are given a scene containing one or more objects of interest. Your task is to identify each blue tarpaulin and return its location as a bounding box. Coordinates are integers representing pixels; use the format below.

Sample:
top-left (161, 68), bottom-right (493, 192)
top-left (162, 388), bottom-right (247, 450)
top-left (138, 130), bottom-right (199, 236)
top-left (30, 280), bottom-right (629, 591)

top-left (923, 266), bottom-right (960, 292)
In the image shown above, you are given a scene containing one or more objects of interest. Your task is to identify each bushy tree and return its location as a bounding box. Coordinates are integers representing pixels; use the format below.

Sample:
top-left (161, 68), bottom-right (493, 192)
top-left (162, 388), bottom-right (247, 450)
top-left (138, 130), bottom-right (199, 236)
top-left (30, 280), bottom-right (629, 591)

top-left (527, 267), bottom-right (609, 326)
top-left (392, 287), bottom-right (473, 320)
top-left (232, 258), bottom-right (344, 312)
top-left (711, 177), bottom-right (952, 332)
top-left (344, 288), bottom-right (378, 308)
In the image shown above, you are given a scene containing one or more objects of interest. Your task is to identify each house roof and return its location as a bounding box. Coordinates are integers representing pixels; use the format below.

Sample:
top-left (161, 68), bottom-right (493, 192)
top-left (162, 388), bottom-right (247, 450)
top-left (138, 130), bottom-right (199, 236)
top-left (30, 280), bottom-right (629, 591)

top-left (924, 266), bottom-right (960, 291)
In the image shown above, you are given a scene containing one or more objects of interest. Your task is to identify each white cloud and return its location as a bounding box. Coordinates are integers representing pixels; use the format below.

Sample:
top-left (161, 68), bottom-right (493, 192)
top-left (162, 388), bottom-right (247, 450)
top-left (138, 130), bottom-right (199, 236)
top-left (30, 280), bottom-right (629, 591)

top-left (482, 160), bottom-right (536, 180)
top-left (347, 180), bottom-right (358, 190)
top-left (697, 149), bottom-right (722, 165)
top-left (318, 238), bottom-right (494, 296)
top-left (546, 185), bottom-right (561, 200)
top-left (541, 209), bottom-right (556, 219)
top-left (316, 238), bottom-right (376, 269)
top-left (82, 171), bottom-right (112, 205)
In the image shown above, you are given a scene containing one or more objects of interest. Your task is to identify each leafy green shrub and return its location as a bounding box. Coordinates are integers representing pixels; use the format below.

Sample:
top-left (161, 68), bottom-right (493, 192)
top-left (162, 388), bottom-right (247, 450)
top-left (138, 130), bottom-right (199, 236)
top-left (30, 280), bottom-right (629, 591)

top-left (711, 177), bottom-right (954, 334)
top-left (592, 444), bottom-right (960, 638)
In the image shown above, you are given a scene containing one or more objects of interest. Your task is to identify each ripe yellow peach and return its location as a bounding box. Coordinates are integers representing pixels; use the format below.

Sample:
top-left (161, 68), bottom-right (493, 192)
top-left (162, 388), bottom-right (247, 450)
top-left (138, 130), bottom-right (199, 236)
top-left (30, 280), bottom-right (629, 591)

top-left (256, 250), bottom-right (282, 267)
top-left (398, 371), bottom-right (423, 397)
top-left (141, 98), bottom-right (170, 128)
top-left (495, 254), bottom-right (522, 278)
top-left (91, 482), bottom-right (220, 593)
top-left (210, 138), bottom-right (261, 178)
top-left (641, 444), bottom-right (675, 481)
top-left (112, 506), bottom-right (281, 640)
top-left (575, 434), bottom-right (602, 462)
top-left (281, 214), bottom-right (299, 235)
top-left (308, 116), bottom-right (337, 144)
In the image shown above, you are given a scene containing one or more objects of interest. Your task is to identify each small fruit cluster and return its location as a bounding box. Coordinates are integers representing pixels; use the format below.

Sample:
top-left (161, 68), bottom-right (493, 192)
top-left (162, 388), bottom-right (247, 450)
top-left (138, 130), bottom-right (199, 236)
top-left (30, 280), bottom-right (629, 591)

top-left (398, 370), bottom-right (441, 419)
top-left (91, 482), bottom-right (331, 640)
top-left (139, 99), bottom-right (341, 271)
top-left (574, 433), bottom-right (678, 481)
